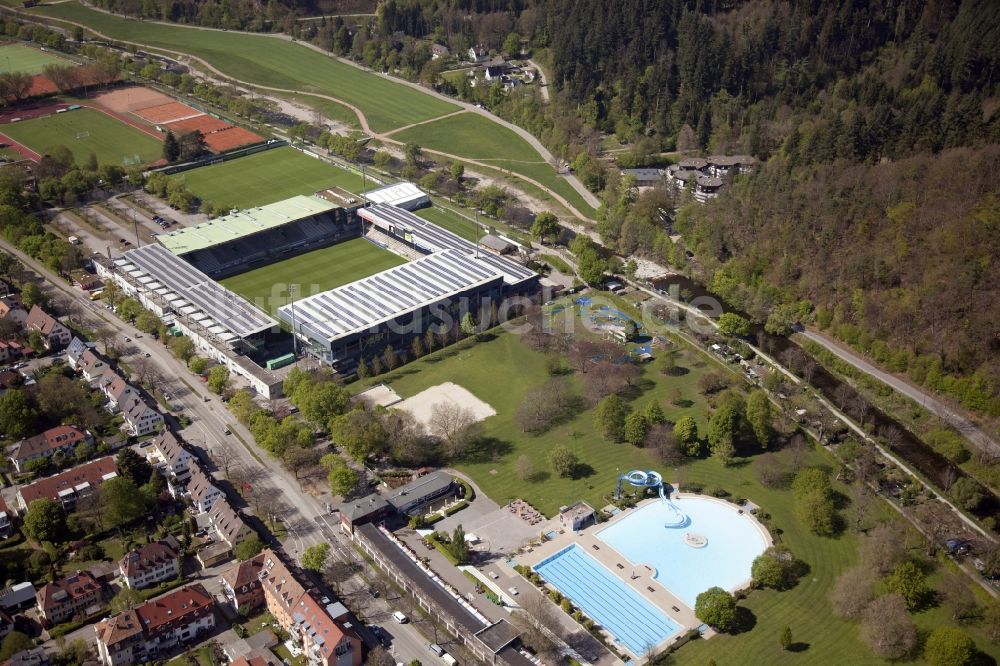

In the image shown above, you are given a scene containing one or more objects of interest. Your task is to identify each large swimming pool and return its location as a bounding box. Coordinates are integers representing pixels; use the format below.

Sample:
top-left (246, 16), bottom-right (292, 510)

top-left (534, 545), bottom-right (680, 655)
top-left (597, 497), bottom-right (769, 607)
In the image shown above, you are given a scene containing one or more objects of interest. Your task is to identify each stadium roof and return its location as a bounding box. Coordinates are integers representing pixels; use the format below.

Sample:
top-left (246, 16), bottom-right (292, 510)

top-left (277, 249), bottom-right (503, 345)
top-left (362, 182), bottom-right (429, 209)
top-left (117, 244), bottom-right (276, 339)
top-left (157, 195), bottom-right (337, 255)
top-left (359, 204), bottom-right (536, 286)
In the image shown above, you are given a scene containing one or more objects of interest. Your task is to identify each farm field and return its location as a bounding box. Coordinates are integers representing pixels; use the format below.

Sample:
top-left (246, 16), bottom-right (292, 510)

top-left (1, 107), bottom-right (161, 166)
top-left (221, 237), bottom-right (405, 315)
top-left (171, 147), bottom-right (366, 208)
top-left (0, 43), bottom-right (70, 74)
top-left (23, 1), bottom-right (457, 133)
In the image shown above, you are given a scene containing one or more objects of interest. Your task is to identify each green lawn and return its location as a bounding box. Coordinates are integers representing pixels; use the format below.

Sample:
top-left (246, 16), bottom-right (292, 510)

top-left (391, 112), bottom-right (544, 163)
top-left (392, 112), bottom-right (598, 218)
top-left (415, 205), bottom-right (481, 242)
top-left (0, 43), bottom-right (69, 74)
top-left (172, 147), bottom-right (366, 208)
top-left (24, 1), bottom-right (456, 133)
top-left (221, 237), bottom-right (405, 314)
top-left (2, 107), bottom-right (162, 166)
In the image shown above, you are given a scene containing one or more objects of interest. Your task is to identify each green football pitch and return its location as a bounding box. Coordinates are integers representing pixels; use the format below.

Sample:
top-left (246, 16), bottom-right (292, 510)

top-left (221, 237), bottom-right (406, 315)
top-left (172, 147), bottom-right (369, 209)
top-left (0, 43), bottom-right (70, 74)
top-left (1, 107), bottom-right (162, 166)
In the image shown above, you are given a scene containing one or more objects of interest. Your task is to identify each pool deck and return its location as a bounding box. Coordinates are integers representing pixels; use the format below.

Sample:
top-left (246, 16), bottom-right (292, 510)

top-left (514, 496), bottom-right (700, 659)
top-left (514, 494), bottom-right (773, 661)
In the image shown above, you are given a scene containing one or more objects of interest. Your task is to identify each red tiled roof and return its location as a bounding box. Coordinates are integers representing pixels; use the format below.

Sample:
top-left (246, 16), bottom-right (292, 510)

top-left (134, 583), bottom-right (212, 633)
top-left (11, 425), bottom-right (88, 462)
top-left (18, 456), bottom-right (117, 505)
top-left (119, 542), bottom-right (178, 580)
top-left (36, 570), bottom-right (100, 612)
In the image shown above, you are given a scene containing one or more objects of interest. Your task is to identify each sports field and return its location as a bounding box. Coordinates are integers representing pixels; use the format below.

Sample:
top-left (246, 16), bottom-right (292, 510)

top-left (25, 1), bottom-right (457, 133)
top-left (0, 43), bottom-right (69, 74)
top-left (221, 237), bottom-right (405, 315)
top-left (1, 107), bottom-right (162, 166)
top-left (172, 147), bottom-right (367, 208)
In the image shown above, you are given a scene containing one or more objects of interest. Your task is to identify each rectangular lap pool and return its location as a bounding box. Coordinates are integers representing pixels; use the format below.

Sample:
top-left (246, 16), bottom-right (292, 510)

top-left (534, 545), bottom-right (680, 655)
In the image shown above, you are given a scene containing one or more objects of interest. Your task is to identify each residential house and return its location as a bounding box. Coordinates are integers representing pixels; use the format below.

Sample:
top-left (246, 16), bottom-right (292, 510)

top-left (144, 431), bottom-right (193, 483)
top-left (291, 592), bottom-right (362, 666)
top-left (8, 425), bottom-right (91, 473)
top-left (468, 45), bottom-right (488, 62)
top-left (219, 552), bottom-right (265, 614)
top-left (0, 342), bottom-right (24, 366)
top-left (184, 466), bottom-right (224, 514)
top-left (77, 350), bottom-right (109, 383)
top-left (24, 306), bottom-right (71, 350)
top-left (230, 656), bottom-right (280, 666)
top-left (430, 43), bottom-right (449, 59)
top-left (621, 168), bottom-right (662, 188)
top-left (0, 369), bottom-right (19, 394)
top-left (484, 65), bottom-right (506, 82)
top-left (0, 295), bottom-right (27, 327)
top-left (16, 456), bottom-right (118, 512)
top-left (120, 394), bottom-right (163, 437)
top-left (65, 337), bottom-right (88, 368)
top-left (35, 571), bottom-right (102, 625)
top-left (0, 497), bottom-right (11, 539)
top-left (257, 550), bottom-right (361, 666)
top-left (98, 369), bottom-right (140, 412)
top-left (705, 154), bottom-right (757, 178)
top-left (119, 542), bottom-right (180, 589)
top-left (95, 583), bottom-right (215, 666)
top-left (208, 497), bottom-right (254, 548)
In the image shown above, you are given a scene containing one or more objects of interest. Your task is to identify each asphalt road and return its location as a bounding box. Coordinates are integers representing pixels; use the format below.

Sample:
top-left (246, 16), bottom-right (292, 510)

top-left (799, 328), bottom-right (1000, 459)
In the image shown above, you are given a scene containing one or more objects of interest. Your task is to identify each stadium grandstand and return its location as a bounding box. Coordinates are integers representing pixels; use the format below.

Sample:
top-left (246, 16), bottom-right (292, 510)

top-left (359, 204), bottom-right (538, 294)
top-left (156, 195), bottom-right (359, 279)
top-left (276, 249), bottom-right (505, 371)
top-left (94, 244), bottom-right (282, 397)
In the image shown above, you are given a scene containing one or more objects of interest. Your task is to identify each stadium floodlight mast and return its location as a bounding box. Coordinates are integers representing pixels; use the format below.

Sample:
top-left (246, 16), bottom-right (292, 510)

top-left (287, 283), bottom-right (299, 364)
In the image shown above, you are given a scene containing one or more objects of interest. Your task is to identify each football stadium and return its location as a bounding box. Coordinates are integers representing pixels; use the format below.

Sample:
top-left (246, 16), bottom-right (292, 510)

top-left (96, 155), bottom-right (540, 390)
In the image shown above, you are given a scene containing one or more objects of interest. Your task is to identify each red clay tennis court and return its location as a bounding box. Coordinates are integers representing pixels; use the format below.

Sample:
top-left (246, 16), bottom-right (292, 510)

top-left (92, 87), bottom-right (173, 114)
top-left (133, 101), bottom-right (202, 124)
top-left (203, 126), bottom-right (264, 152)
top-left (164, 114), bottom-right (230, 135)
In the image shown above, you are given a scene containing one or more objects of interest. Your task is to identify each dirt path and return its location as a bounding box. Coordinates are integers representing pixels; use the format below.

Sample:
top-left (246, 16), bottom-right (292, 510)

top-left (381, 108), bottom-right (468, 137)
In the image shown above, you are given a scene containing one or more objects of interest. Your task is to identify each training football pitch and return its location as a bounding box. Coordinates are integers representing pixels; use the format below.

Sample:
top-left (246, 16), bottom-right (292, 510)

top-left (172, 147), bottom-right (368, 208)
top-left (0, 43), bottom-right (70, 74)
top-left (1, 107), bottom-right (162, 166)
top-left (221, 237), bottom-right (406, 315)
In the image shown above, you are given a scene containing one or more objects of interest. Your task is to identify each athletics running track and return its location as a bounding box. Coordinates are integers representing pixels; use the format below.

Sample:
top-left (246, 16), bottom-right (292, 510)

top-left (0, 99), bottom-right (164, 163)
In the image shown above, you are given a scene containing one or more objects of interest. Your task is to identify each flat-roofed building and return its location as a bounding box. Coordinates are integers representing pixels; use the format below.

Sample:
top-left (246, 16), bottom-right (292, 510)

top-left (362, 182), bottom-right (430, 211)
top-left (385, 471), bottom-right (456, 517)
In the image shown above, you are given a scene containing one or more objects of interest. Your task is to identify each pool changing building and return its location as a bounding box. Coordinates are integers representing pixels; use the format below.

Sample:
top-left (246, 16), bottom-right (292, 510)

top-left (278, 205), bottom-right (539, 372)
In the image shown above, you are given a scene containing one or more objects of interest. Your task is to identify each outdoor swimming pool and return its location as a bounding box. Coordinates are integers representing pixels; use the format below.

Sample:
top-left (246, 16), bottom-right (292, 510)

top-left (534, 545), bottom-right (680, 655)
top-left (597, 497), bottom-right (770, 607)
